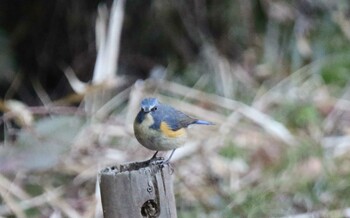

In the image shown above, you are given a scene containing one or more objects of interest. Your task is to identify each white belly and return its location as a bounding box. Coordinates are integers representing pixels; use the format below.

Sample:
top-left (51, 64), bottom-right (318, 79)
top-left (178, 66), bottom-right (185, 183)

top-left (134, 114), bottom-right (187, 151)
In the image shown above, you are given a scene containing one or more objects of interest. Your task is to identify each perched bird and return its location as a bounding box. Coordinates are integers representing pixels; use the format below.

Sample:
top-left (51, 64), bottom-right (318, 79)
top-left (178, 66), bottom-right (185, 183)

top-left (134, 97), bottom-right (213, 163)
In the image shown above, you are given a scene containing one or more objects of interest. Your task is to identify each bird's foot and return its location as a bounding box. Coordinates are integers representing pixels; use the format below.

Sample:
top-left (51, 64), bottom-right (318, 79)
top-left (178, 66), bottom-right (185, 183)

top-left (159, 160), bottom-right (174, 174)
top-left (147, 156), bottom-right (164, 165)
top-left (147, 157), bottom-right (174, 173)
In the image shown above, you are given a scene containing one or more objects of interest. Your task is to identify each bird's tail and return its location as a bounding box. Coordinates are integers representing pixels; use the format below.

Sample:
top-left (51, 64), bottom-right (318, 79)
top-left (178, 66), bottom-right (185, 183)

top-left (193, 120), bottom-right (214, 125)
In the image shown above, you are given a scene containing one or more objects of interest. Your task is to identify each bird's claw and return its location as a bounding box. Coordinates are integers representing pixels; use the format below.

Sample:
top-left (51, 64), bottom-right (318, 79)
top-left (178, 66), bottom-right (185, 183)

top-left (148, 156), bottom-right (164, 165)
top-left (148, 158), bottom-right (173, 171)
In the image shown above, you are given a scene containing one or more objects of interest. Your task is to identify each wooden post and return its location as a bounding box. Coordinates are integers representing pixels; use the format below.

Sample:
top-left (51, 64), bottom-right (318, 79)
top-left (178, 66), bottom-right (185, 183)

top-left (99, 159), bottom-right (177, 218)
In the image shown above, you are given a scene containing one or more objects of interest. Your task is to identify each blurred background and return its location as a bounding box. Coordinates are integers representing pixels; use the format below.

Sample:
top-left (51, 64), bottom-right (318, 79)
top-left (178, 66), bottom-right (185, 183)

top-left (1, 0), bottom-right (350, 217)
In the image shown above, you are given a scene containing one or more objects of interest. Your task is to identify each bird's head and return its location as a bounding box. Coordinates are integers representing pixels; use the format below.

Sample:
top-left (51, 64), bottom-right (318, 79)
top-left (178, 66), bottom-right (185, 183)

top-left (140, 98), bottom-right (159, 113)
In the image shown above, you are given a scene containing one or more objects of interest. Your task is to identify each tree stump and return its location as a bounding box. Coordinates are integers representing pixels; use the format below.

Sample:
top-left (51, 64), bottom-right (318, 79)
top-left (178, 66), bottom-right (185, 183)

top-left (99, 159), bottom-right (177, 218)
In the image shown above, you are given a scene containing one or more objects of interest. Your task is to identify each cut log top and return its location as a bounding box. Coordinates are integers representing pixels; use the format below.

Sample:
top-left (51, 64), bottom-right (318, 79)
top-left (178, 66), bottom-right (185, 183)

top-left (99, 159), bottom-right (177, 218)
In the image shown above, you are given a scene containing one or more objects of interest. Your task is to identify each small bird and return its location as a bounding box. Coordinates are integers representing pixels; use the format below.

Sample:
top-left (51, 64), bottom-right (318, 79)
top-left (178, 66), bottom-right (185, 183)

top-left (134, 97), bottom-right (213, 163)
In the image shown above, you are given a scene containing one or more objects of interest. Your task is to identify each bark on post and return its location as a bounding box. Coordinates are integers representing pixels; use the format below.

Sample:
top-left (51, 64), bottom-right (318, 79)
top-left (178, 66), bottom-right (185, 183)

top-left (99, 159), bottom-right (177, 218)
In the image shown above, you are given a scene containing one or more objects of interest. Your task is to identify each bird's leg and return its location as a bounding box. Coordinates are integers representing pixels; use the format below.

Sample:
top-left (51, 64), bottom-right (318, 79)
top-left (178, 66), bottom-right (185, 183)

top-left (147, 151), bottom-right (160, 163)
top-left (163, 149), bottom-right (176, 164)
top-left (147, 151), bottom-right (166, 165)
top-left (150, 151), bottom-right (159, 160)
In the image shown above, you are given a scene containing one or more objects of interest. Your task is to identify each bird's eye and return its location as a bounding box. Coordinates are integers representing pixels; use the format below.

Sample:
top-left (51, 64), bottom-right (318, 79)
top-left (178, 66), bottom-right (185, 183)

top-left (151, 106), bottom-right (157, 112)
top-left (141, 108), bottom-right (144, 112)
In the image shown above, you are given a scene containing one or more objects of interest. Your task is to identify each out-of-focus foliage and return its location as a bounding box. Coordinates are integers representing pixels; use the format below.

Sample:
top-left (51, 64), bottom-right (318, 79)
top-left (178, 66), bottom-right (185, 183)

top-left (0, 116), bottom-right (85, 172)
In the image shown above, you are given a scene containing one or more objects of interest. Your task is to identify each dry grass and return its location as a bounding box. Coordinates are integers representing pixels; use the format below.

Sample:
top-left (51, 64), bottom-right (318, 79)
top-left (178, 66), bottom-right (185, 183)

top-left (1, 68), bottom-right (350, 217)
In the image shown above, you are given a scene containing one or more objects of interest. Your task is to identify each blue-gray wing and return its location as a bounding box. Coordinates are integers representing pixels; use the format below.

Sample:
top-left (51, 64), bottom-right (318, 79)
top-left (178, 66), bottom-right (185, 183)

top-left (161, 106), bottom-right (197, 131)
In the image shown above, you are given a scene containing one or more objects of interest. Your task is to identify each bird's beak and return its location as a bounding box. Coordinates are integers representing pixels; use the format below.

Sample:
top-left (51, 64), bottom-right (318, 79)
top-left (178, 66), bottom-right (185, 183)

top-left (142, 106), bottom-right (150, 113)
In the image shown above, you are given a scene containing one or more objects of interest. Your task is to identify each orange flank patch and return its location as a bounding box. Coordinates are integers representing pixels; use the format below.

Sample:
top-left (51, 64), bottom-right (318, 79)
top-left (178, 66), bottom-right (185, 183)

top-left (160, 121), bottom-right (185, 138)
